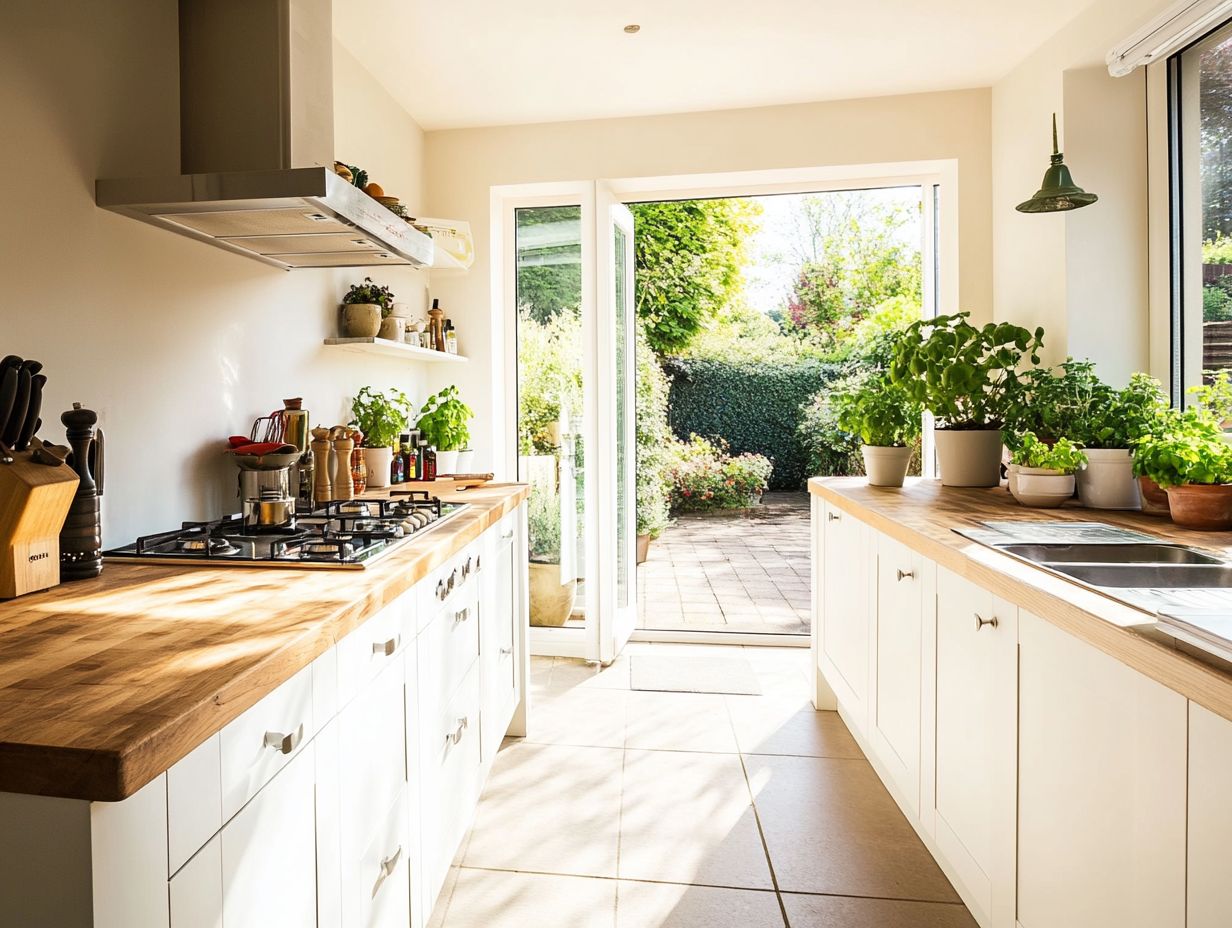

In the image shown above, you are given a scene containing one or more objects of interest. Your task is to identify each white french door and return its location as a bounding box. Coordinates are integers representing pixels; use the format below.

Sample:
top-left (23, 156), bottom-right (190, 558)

top-left (504, 181), bottom-right (637, 664)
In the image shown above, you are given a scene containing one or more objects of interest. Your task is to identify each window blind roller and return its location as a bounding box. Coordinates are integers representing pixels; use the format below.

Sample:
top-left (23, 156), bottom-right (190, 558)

top-left (1107, 0), bottom-right (1232, 75)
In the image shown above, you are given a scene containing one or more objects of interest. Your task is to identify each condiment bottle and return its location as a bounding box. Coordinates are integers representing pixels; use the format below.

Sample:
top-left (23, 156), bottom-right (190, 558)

top-left (422, 445), bottom-right (437, 481)
top-left (415, 438), bottom-right (428, 480)
top-left (444, 319), bottom-right (458, 355)
top-left (311, 427), bottom-right (334, 504)
top-left (428, 299), bottom-right (446, 353)
top-left (390, 444), bottom-right (404, 484)
top-left (331, 429), bottom-right (355, 501)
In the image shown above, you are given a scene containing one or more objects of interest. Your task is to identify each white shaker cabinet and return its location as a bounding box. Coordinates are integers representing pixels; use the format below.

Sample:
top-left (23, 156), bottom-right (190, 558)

top-left (868, 534), bottom-right (931, 817)
top-left (1016, 609), bottom-right (1187, 928)
top-left (932, 567), bottom-right (1016, 927)
top-left (817, 501), bottom-right (872, 725)
top-left (1189, 701), bottom-right (1232, 928)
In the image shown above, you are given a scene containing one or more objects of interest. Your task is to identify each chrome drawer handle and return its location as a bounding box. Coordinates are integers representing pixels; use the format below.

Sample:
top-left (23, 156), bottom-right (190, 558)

top-left (372, 636), bottom-right (399, 656)
top-left (446, 716), bottom-right (469, 746)
top-left (827, 511), bottom-right (840, 522)
top-left (501, 530), bottom-right (514, 541)
top-left (263, 723), bottom-right (304, 755)
top-left (499, 647), bottom-right (513, 656)
top-left (454, 606), bottom-right (471, 624)
top-left (974, 613), bottom-right (999, 631)
top-left (896, 569), bottom-right (915, 582)
top-left (380, 846), bottom-right (402, 878)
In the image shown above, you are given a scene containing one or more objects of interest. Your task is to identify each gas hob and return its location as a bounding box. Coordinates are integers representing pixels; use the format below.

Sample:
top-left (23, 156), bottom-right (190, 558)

top-left (104, 494), bottom-right (467, 569)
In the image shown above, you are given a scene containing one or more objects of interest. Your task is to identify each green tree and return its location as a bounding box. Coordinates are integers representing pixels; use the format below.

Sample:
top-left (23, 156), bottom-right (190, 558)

top-left (516, 206), bottom-right (582, 324)
top-left (631, 198), bottom-right (761, 354)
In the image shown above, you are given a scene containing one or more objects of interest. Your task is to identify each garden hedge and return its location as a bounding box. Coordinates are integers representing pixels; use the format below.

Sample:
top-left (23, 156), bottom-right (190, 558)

top-left (663, 357), bottom-right (844, 490)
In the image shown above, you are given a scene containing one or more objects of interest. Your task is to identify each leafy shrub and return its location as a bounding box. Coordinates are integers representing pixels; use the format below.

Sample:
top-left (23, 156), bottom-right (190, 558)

top-left (517, 308), bottom-right (584, 455)
top-left (1203, 235), bottom-right (1232, 265)
top-left (797, 382), bottom-right (864, 476)
top-left (668, 436), bottom-right (773, 511)
top-left (664, 356), bottom-right (845, 489)
top-left (1204, 285), bottom-right (1232, 322)
top-left (636, 329), bottom-right (672, 538)
top-left (1189, 368), bottom-right (1232, 428)
top-left (527, 483), bottom-right (562, 562)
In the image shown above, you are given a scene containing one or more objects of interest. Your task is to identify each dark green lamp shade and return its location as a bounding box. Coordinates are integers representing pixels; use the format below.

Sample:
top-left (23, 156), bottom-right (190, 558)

top-left (1015, 115), bottom-right (1098, 213)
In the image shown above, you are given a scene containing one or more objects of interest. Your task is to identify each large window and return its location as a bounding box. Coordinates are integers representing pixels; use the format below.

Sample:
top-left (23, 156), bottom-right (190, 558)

top-left (1173, 18), bottom-right (1232, 395)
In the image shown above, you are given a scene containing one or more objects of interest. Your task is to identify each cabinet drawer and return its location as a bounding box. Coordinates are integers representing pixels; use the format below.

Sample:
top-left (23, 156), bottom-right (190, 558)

top-left (219, 663), bottom-right (315, 821)
top-left (338, 598), bottom-right (409, 708)
top-left (339, 659), bottom-right (407, 864)
top-left (348, 787), bottom-right (411, 928)
top-left (169, 833), bottom-right (221, 928)
top-left (167, 734), bottom-right (222, 875)
top-left (424, 582), bottom-right (481, 706)
top-left (419, 541), bottom-right (483, 634)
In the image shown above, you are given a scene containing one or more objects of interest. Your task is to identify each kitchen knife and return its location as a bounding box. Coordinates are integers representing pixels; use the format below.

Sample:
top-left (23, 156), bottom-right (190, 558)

top-left (2, 367), bottom-right (29, 448)
top-left (0, 355), bottom-right (21, 374)
top-left (15, 374), bottom-right (44, 452)
top-left (0, 366), bottom-right (16, 444)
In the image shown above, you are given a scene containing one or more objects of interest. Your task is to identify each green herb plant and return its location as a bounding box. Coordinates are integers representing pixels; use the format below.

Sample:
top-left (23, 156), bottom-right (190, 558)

top-left (350, 386), bottom-right (413, 449)
top-left (416, 385), bottom-right (474, 452)
top-left (1188, 369), bottom-right (1232, 429)
top-left (832, 373), bottom-right (922, 447)
top-left (1009, 432), bottom-right (1087, 474)
top-left (527, 483), bottom-right (562, 563)
top-left (1132, 409), bottom-right (1232, 488)
top-left (342, 277), bottom-right (396, 317)
top-left (888, 313), bottom-right (1044, 430)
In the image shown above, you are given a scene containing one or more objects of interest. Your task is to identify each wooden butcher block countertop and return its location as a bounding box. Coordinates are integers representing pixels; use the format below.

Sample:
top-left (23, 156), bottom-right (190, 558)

top-left (810, 477), bottom-right (1232, 723)
top-left (0, 484), bottom-right (528, 803)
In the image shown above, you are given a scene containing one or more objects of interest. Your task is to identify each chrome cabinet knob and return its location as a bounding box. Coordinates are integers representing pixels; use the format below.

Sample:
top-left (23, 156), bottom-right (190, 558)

top-left (263, 723), bottom-right (304, 755)
top-left (896, 568), bottom-right (915, 582)
top-left (974, 613), bottom-right (999, 631)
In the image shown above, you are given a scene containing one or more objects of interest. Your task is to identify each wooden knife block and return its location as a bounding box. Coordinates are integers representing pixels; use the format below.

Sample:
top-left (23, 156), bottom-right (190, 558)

top-left (0, 452), bottom-right (79, 598)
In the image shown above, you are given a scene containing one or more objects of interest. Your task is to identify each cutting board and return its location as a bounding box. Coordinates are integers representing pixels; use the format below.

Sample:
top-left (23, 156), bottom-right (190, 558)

top-left (0, 453), bottom-right (79, 598)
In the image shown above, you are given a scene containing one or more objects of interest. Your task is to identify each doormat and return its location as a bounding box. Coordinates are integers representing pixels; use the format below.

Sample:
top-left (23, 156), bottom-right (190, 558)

top-left (629, 654), bottom-right (761, 695)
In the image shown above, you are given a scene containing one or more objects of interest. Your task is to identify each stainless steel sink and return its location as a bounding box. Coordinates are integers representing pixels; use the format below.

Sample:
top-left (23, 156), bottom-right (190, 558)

top-left (1047, 563), bottom-right (1232, 588)
top-left (998, 543), bottom-right (1223, 566)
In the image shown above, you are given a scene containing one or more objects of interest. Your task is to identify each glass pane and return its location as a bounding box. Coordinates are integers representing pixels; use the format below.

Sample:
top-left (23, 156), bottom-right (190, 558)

top-left (516, 206), bottom-right (585, 630)
top-left (615, 224), bottom-right (631, 610)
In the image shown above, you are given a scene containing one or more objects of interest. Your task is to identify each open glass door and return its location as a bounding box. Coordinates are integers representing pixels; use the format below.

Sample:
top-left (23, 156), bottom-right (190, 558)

top-left (589, 186), bottom-right (637, 664)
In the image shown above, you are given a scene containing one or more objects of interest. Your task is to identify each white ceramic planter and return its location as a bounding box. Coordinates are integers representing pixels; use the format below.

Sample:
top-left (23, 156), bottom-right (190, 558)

top-left (1076, 448), bottom-right (1140, 510)
top-left (1011, 470), bottom-right (1076, 508)
top-left (436, 449), bottom-right (460, 476)
top-left (934, 429), bottom-right (1003, 487)
top-left (362, 446), bottom-right (393, 488)
top-left (861, 445), bottom-right (912, 488)
top-left (455, 449), bottom-right (476, 474)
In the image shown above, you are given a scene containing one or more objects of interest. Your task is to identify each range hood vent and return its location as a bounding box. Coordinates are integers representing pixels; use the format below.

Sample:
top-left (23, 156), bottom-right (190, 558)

top-left (95, 0), bottom-right (432, 271)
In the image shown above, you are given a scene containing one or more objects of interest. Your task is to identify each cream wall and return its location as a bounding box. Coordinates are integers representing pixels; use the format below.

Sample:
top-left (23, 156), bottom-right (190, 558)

top-left (991, 0), bottom-right (1169, 384)
top-left (0, 1), bottom-right (431, 546)
top-left (424, 89), bottom-right (993, 471)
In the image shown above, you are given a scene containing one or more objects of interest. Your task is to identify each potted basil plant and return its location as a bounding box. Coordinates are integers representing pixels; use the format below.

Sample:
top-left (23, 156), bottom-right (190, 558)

top-left (889, 313), bottom-right (1044, 487)
top-left (1068, 373), bottom-right (1167, 510)
top-left (1134, 413), bottom-right (1232, 529)
top-left (1007, 432), bottom-right (1086, 508)
top-left (833, 373), bottom-right (922, 488)
top-left (341, 277), bottom-right (395, 338)
top-left (416, 385), bottom-right (473, 476)
top-left (349, 386), bottom-right (413, 488)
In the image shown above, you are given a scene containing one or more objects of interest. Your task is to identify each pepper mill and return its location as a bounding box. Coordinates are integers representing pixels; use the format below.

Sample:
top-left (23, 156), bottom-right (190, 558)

top-left (311, 427), bottom-right (334, 504)
top-left (60, 403), bottom-right (104, 580)
top-left (331, 429), bottom-right (355, 502)
top-left (428, 299), bottom-right (446, 353)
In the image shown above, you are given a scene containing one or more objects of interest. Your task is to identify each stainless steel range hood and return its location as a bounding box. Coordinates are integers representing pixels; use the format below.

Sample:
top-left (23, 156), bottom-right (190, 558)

top-left (95, 0), bottom-right (433, 271)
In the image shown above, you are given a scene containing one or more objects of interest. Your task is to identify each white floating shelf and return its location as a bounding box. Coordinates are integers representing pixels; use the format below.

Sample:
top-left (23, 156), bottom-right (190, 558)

top-left (323, 337), bottom-right (468, 363)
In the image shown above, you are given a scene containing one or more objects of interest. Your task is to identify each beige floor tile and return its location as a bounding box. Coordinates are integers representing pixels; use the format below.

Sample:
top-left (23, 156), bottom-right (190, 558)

top-left (464, 743), bottom-right (623, 877)
top-left (618, 749), bottom-right (773, 889)
top-left (525, 687), bottom-right (628, 748)
top-left (441, 869), bottom-right (617, 928)
top-left (615, 881), bottom-right (784, 928)
top-left (745, 755), bottom-right (959, 901)
top-left (728, 701), bottom-right (862, 758)
top-left (624, 691), bottom-right (738, 753)
top-left (781, 894), bottom-right (977, 927)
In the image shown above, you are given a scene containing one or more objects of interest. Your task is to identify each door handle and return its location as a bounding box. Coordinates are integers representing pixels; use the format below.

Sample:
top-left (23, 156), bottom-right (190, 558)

top-left (263, 723), bottom-right (304, 755)
top-left (974, 613), bottom-right (999, 631)
top-left (372, 636), bottom-right (399, 656)
top-left (454, 606), bottom-right (471, 624)
top-left (499, 647), bottom-right (513, 656)
top-left (446, 716), bottom-right (469, 746)
top-left (896, 568), bottom-right (915, 582)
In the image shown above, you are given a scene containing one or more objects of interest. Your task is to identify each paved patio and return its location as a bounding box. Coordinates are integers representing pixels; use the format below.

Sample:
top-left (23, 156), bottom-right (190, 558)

top-left (636, 493), bottom-right (811, 635)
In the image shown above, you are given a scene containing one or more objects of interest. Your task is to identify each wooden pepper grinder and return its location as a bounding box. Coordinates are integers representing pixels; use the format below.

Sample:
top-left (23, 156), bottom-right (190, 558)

top-left (311, 427), bottom-right (334, 504)
top-left (428, 299), bottom-right (446, 352)
top-left (60, 403), bottom-right (104, 580)
top-left (331, 428), bottom-right (355, 502)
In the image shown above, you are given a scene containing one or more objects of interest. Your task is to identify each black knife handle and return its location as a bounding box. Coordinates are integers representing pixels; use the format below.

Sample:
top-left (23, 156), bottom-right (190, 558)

top-left (2, 367), bottom-right (30, 448)
top-left (15, 374), bottom-right (44, 452)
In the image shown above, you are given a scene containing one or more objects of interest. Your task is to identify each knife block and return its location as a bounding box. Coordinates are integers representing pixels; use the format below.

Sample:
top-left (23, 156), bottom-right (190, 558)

top-left (0, 452), bottom-right (79, 598)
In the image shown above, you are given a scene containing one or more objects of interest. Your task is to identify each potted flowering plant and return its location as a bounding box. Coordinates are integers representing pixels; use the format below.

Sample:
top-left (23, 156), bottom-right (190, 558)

top-left (1007, 432), bottom-right (1086, 508)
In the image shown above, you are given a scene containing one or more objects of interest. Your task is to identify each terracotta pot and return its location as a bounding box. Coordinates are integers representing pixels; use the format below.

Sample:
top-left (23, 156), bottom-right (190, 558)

top-left (933, 429), bottom-right (1003, 487)
top-left (1076, 448), bottom-right (1140, 510)
top-left (1137, 475), bottom-right (1171, 517)
top-left (636, 534), bottom-right (651, 564)
top-left (861, 445), bottom-right (912, 488)
top-left (342, 303), bottom-right (382, 337)
top-left (1164, 483), bottom-right (1232, 530)
top-left (529, 561), bottom-right (577, 626)
top-left (362, 446), bottom-right (392, 489)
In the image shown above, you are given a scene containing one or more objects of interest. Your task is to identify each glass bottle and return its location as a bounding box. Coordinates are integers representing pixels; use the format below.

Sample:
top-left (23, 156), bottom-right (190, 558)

top-left (444, 319), bottom-right (458, 355)
top-left (416, 439), bottom-right (428, 480)
top-left (390, 444), bottom-right (404, 484)
top-left (423, 445), bottom-right (437, 481)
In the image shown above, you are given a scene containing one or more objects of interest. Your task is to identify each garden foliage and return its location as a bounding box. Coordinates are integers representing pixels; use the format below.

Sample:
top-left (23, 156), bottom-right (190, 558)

top-left (667, 436), bottom-right (773, 512)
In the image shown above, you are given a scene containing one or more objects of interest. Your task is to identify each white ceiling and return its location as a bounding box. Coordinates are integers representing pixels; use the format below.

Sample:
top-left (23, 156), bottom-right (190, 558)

top-left (335, 0), bottom-right (1099, 131)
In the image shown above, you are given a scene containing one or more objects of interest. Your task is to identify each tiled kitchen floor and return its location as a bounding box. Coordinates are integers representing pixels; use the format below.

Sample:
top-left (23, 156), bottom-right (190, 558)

top-left (637, 494), bottom-right (812, 636)
top-left (427, 644), bottom-right (976, 928)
